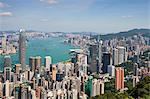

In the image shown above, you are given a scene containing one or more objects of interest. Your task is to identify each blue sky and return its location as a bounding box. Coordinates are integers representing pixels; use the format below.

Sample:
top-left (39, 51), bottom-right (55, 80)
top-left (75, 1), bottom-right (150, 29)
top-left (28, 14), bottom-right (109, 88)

top-left (0, 0), bottom-right (149, 33)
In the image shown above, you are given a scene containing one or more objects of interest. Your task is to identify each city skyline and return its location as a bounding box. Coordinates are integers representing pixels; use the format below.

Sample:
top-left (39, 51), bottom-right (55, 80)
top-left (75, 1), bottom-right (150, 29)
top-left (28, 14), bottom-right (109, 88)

top-left (0, 0), bottom-right (149, 33)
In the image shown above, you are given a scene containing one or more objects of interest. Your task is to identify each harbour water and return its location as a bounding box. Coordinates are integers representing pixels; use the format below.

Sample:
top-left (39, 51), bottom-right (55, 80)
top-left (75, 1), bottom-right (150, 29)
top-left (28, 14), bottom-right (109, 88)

top-left (0, 37), bottom-right (75, 70)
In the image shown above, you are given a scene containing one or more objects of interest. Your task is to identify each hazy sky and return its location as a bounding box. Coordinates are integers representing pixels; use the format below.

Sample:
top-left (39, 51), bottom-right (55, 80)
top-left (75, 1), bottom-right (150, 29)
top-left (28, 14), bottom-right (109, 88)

top-left (0, 0), bottom-right (149, 33)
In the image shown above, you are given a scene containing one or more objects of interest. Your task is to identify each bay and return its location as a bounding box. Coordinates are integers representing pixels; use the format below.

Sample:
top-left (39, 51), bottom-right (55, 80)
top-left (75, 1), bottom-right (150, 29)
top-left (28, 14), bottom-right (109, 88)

top-left (0, 37), bottom-right (75, 70)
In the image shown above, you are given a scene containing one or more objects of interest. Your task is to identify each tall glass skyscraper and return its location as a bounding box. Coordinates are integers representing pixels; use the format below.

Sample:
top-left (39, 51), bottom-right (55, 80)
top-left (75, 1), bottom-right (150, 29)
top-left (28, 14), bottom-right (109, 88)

top-left (98, 35), bottom-right (102, 73)
top-left (19, 29), bottom-right (26, 71)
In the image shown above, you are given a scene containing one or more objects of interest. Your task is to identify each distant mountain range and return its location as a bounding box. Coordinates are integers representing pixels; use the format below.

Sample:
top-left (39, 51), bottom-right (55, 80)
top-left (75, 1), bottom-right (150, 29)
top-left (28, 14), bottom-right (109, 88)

top-left (0, 28), bottom-right (150, 40)
top-left (99, 29), bottom-right (150, 40)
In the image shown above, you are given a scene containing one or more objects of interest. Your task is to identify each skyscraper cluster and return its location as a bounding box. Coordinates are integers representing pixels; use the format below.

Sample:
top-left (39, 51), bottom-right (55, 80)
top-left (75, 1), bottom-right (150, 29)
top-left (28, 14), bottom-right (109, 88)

top-left (0, 29), bottom-right (149, 98)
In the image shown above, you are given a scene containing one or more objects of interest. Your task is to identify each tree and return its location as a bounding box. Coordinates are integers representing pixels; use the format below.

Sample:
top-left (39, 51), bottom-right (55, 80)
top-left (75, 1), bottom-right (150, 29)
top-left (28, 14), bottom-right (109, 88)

top-left (129, 76), bottom-right (150, 99)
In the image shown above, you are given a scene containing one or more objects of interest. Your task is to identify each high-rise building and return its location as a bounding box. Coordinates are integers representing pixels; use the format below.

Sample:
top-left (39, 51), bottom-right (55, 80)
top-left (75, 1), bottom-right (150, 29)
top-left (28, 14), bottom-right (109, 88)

top-left (115, 67), bottom-right (124, 90)
top-left (5, 80), bottom-right (10, 97)
top-left (35, 56), bottom-right (41, 70)
top-left (70, 50), bottom-right (79, 75)
top-left (88, 44), bottom-right (98, 73)
top-left (44, 56), bottom-right (52, 71)
top-left (108, 65), bottom-right (115, 77)
top-left (29, 57), bottom-right (35, 71)
top-left (19, 29), bottom-right (26, 71)
top-left (118, 46), bottom-right (127, 64)
top-left (102, 52), bottom-right (112, 73)
top-left (112, 48), bottom-right (119, 65)
top-left (15, 64), bottom-right (21, 74)
top-left (92, 79), bottom-right (104, 97)
top-left (77, 53), bottom-right (88, 74)
top-left (98, 39), bottom-right (103, 73)
top-left (4, 67), bottom-right (11, 82)
top-left (52, 65), bottom-right (57, 81)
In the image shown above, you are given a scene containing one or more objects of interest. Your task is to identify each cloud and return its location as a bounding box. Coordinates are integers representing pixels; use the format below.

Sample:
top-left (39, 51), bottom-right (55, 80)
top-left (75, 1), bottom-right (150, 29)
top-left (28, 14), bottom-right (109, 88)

top-left (0, 12), bottom-right (13, 16)
top-left (122, 15), bottom-right (133, 18)
top-left (0, 2), bottom-right (10, 8)
top-left (40, 0), bottom-right (58, 5)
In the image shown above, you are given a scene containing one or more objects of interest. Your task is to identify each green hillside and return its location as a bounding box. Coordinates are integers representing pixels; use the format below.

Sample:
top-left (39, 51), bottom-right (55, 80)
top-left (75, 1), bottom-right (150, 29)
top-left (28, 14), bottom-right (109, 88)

top-left (100, 29), bottom-right (150, 40)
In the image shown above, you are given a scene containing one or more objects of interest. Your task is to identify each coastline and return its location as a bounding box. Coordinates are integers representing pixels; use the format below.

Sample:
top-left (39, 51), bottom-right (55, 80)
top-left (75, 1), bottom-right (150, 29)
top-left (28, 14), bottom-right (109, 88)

top-left (0, 37), bottom-right (77, 71)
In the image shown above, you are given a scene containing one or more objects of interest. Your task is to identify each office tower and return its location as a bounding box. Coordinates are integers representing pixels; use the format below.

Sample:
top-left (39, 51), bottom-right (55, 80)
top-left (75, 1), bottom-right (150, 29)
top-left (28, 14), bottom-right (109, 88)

top-left (70, 50), bottom-right (79, 75)
top-left (118, 46), bottom-right (127, 64)
top-left (15, 64), bottom-right (21, 74)
top-left (35, 56), bottom-right (41, 70)
top-left (88, 44), bottom-right (98, 73)
top-left (19, 29), bottom-right (26, 71)
top-left (115, 67), bottom-right (124, 90)
top-left (102, 52), bottom-right (112, 73)
top-left (133, 63), bottom-right (138, 76)
top-left (44, 56), bottom-right (52, 71)
top-left (70, 50), bottom-right (78, 64)
top-left (77, 53), bottom-right (87, 65)
top-left (5, 80), bottom-right (10, 97)
top-left (108, 65), bottom-right (115, 77)
top-left (134, 45), bottom-right (140, 64)
top-left (112, 48), bottom-right (119, 65)
top-left (52, 65), bottom-right (57, 81)
top-left (118, 46), bottom-right (125, 64)
top-left (77, 53), bottom-right (88, 74)
top-left (98, 38), bottom-right (102, 73)
top-left (29, 57), bottom-right (35, 71)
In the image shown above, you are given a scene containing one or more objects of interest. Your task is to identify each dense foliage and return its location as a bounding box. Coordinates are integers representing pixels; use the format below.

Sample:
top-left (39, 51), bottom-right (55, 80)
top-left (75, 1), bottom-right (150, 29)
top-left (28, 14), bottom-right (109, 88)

top-left (129, 76), bottom-right (150, 99)
top-left (91, 76), bottom-right (150, 99)
top-left (116, 61), bottom-right (134, 76)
